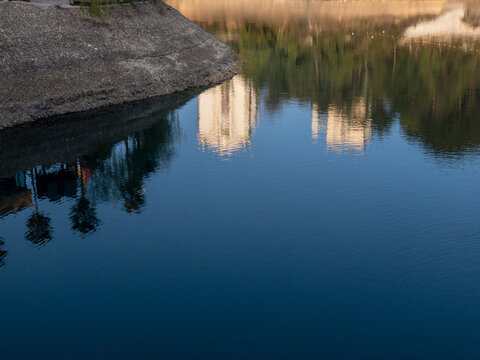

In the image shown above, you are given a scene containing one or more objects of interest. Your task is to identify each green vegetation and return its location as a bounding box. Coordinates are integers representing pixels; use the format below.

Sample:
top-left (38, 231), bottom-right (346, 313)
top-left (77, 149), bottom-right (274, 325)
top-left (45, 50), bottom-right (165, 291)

top-left (80, 0), bottom-right (116, 21)
top-left (80, 0), bottom-right (163, 21)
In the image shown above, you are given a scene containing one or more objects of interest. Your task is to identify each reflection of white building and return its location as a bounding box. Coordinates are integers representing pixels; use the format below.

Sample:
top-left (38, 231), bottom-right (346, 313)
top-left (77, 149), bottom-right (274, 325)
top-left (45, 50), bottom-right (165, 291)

top-left (311, 103), bottom-right (327, 142)
top-left (312, 99), bottom-right (372, 153)
top-left (198, 76), bottom-right (258, 156)
top-left (403, 7), bottom-right (480, 42)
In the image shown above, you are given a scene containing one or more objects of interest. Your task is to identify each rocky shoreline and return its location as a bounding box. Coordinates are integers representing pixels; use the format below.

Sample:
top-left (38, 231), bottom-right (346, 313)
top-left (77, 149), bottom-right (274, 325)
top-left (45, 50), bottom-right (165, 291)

top-left (0, 2), bottom-right (242, 129)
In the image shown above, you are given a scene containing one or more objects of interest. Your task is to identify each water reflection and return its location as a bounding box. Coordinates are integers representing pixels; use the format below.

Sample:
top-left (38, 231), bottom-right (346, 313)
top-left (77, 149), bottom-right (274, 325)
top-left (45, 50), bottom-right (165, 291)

top-left (25, 168), bottom-right (54, 245)
top-left (25, 212), bottom-right (53, 246)
top-left (312, 100), bottom-right (373, 154)
top-left (1, 3), bottom-right (480, 356)
top-left (0, 91), bottom-right (197, 248)
top-left (198, 76), bottom-right (258, 156)
top-left (70, 167), bottom-right (100, 235)
top-left (0, 1), bottom-right (477, 221)
top-left (166, 0), bottom-right (480, 158)
top-left (167, 0), bottom-right (447, 26)
top-left (85, 113), bottom-right (179, 213)
top-left (0, 237), bottom-right (7, 268)
top-left (0, 174), bottom-right (32, 218)
top-left (403, 7), bottom-right (480, 42)
top-left (1, 3), bottom-right (480, 358)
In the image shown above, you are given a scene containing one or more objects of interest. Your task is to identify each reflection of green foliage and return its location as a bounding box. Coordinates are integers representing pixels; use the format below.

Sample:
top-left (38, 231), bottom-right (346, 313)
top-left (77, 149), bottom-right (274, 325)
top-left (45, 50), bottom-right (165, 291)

top-left (206, 22), bottom-right (480, 156)
top-left (0, 237), bottom-right (7, 268)
top-left (84, 113), bottom-right (178, 213)
top-left (70, 194), bottom-right (100, 235)
top-left (25, 213), bottom-right (52, 246)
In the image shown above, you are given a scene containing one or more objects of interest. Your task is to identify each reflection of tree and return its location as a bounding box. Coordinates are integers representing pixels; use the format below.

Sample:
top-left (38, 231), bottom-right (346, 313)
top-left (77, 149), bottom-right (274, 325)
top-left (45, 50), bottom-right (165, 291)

top-left (85, 112), bottom-right (179, 213)
top-left (70, 168), bottom-right (100, 235)
top-left (118, 138), bottom-right (146, 213)
top-left (0, 93), bottom-right (194, 257)
top-left (211, 22), bottom-right (480, 156)
top-left (0, 237), bottom-right (7, 267)
top-left (25, 213), bottom-right (52, 245)
top-left (1, 108), bottom-right (179, 248)
top-left (70, 196), bottom-right (100, 234)
top-left (25, 169), bottom-right (52, 245)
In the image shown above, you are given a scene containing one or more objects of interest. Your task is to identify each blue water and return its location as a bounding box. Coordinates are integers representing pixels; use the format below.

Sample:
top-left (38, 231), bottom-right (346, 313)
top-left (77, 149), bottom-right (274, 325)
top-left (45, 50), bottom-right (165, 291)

top-left (1, 2), bottom-right (480, 359)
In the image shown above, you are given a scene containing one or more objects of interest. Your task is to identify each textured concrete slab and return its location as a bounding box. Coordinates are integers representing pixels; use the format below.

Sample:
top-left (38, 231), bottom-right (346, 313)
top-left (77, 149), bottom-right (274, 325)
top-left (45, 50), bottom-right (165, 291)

top-left (0, 2), bottom-right (242, 128)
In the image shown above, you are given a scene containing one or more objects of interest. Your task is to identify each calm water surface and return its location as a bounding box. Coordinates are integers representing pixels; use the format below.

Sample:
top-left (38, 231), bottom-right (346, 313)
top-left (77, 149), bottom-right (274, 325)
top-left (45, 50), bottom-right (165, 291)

top-left (1, 1), bottom-right (480, 358)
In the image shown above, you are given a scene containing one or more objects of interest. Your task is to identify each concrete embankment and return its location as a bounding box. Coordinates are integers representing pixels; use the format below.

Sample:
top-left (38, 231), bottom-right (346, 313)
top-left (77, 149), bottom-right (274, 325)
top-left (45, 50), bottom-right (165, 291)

top-left (0, 2), bottom-right (242, 129)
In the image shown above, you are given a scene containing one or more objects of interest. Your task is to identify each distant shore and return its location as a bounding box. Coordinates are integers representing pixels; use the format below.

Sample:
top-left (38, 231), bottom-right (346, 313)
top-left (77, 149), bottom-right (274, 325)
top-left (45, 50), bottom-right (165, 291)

top-left (0, 2), bottom-right (242, 129)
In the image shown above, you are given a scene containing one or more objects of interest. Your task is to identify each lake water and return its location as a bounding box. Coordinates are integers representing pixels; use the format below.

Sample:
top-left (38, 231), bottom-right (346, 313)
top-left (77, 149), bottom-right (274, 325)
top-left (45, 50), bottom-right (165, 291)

top-left (1, 1), bottom-right (480, 358)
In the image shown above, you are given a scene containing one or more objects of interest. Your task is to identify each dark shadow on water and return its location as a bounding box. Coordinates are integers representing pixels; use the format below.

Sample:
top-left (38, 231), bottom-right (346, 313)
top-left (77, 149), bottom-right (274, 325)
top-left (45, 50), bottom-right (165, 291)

top-left (0, 89), bottom-right (201, 243)
top-left (0, 90), bottom-right (200, 178)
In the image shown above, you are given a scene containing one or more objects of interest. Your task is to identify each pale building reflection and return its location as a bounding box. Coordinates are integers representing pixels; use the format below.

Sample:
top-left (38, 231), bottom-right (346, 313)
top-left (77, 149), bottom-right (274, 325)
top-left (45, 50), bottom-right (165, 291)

top-left (311, 103), bottom-right (327, 143)
top-left (198, 76), bottom-right (258, 157)
top-left (312, 99), bottom-right (372, 154)
top-left (403, 6), bottom-right (480, 42)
